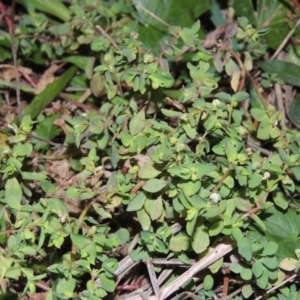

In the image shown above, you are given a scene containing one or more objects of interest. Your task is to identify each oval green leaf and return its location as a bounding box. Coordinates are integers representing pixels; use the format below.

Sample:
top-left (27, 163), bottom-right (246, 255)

top-left (127, 192), bottom-right (146, 211)
top-left (138, 162), bottom-right (162, 179)
top-left (143, 178), bottom-right (168, 193)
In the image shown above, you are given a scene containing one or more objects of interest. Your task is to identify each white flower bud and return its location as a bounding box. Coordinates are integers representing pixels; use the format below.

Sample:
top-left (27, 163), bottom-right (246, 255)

top-left (210, 192), bottom-right (221, 203)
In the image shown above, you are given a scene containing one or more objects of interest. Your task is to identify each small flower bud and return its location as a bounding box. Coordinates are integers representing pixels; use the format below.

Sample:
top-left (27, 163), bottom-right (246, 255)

top-left (210, 193), bottom-right (221, 204)
top-left (212, 99), bottom-right (221, 107)
top-left (263, 172), bottom-right (270, 180)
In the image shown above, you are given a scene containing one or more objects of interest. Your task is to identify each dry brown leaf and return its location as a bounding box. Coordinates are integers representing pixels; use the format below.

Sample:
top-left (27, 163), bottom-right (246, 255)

top-left (35, 63), bottom-right (65, 94)
top-left (27, 292), bottom-right (47, 300)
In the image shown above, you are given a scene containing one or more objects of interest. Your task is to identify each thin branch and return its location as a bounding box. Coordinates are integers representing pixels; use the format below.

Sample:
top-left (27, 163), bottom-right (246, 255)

top-left (271, 18), bottom-right (300, 60)
top-left (274, 83), bottom-right (286, 128)
top-left (128, 233), bottom-right (140, 253)
top-left (158, 241), bottom-right (234, 300)
top-left (130, 180), bottom-right (146, 194)
top-left (133, 0), bottom-right (171, 28)
top-left (246, 140), bottom-right (272, 156)
top-left (165, 97), bottom-right (186, 112)
top-left (222, 287), bottom-right (242, 300)
top-left (96, 25), bottom-right (121, 51)
top-left (36, 281), bottom-right (50, 291)
top-left (146, 260), bottom-right (160, 296)
top-left (212, 164), bottom-right (233, 193)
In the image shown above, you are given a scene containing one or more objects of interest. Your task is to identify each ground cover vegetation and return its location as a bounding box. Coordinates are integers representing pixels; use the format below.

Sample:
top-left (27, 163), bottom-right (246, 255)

top-left (1, 0), bottom-right (300, 299)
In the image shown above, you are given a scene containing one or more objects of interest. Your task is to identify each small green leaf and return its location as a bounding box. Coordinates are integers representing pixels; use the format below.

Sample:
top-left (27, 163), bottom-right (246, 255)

top-left (251, 108), bottom-right (266, 121)
top-left (182, 123), bottom-right (197, 139)
top-left (178, 253), bottom-right (191, 265)
top-left (272, 190), bottom-right (288, 210)
top-left (56, 277), bottom-right (76, 296)
top-left (127, 192), bottom-right (146, 212)
top-left (120, 131), bottom-right (134, 147)
top-left (278, 148), bottom-right (290, 165)
top-left (208, 221), bottom-right (224, 236)
top-left (260, 257), bottom-right (278, 269)
top-left (143, 179), bottom-right (168, 193)
top-left (262, 241), bottom-right (278, 256)
top-left (231, 227), bottom-right (243, 241)
top-left (129, 109), bottom-right (145, 135)
top-left (161, 109), bottom-right (182, 117)
top-left (203, 274), bottom-right (214, 291)
top-left (180, 27), bottom-right (197, 47)
top-left (93, 204), bottom-right (112, 219)
top-left (182, 181), bottom-right (201, 196)
top-left (99, 273), bottom-right (115, 292)
top-left (192, 224), bottom-right (209, 254)
top-left (242, 284), bottom-right (253, 298)
top-left (149, 71), bottom-right (174, 88)
top-left (252, 260), bottom-right (264, 278)
top-left (195, 163), bottom-right (216, 178)
top-left (215, 92), bottom-right (231, 102)
top-left (70, 234), bottom-right (89, 249)
top-left (169, 234), bottom-right (190, 252)
top-left (248, 172), bottom-right (263, 188)
top-left (257, 118), bottom-right (271, 140)
top-left (256, 271), bottom-right (268, 289)
top-left (97, 130), bottom-right (109, 149)
top-left (116, 228), bottom-right (130, 245)
top-left (234, 197), bottom-right (252, 212)
top-left (102, 258), bottom-right (118, 275)
top-left (230, 263), bottom-right (244, 274)
top-left (208, 257), bottom-right (223, 273)
top-left (5, 178), bottom-right (22, 210)
top-left (22, 172), bottom-right (47, 181)
top-left (231, 92), bottom-right (249, 102)
top-left (238, 238), bottom-right (252, 261)
top-left (137, 209), bottom-right (151, 230)
top-left (144, 197), bottom-right (163, 220)
top-left (13, 142), bottom-right (32, 157)
top-left (138, 162), bottom-right (162, 179)
top-left (225, 142), bottom-right (237, 163)
top-left (191, 20), bottom-right (201, 33)
top-left (241, 268), bottom-right (252, 280)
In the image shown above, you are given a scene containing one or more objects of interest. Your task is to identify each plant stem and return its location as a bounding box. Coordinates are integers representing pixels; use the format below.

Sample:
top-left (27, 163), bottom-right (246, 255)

top-left (71, 199), bottom-right (96, 264)
top-left (212, 164), bottom-right (233, 193)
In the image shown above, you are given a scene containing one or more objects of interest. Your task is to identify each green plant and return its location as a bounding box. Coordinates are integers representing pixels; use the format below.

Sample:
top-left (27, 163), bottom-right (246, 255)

top-left (2, 0), bottom-right (300, 299)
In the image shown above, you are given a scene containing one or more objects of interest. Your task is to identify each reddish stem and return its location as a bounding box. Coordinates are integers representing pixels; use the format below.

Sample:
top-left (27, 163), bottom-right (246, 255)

top-left (291, 0), bottom-right (300, 12)
top-left (116, 277), bottom-right (144, 291)
top-left (0, 0), bottom-right (13, 31)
